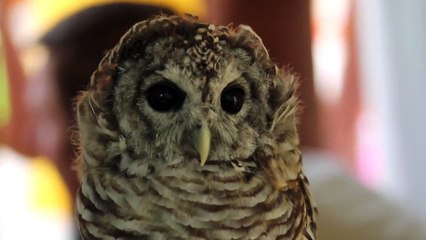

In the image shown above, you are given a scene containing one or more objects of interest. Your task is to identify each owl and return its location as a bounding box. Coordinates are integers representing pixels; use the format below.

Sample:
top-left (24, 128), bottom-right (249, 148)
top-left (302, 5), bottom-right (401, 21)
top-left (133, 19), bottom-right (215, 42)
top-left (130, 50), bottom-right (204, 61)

top-left (75, 15), bottom-right (317, 240)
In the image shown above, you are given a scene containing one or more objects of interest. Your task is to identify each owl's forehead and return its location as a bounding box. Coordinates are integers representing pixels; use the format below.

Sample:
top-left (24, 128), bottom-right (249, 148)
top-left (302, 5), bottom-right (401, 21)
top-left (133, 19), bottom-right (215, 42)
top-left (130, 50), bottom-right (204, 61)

top-left (185, 24), bottom-right (226, 75)
top-left (164, 24), bottom-right (233, 77)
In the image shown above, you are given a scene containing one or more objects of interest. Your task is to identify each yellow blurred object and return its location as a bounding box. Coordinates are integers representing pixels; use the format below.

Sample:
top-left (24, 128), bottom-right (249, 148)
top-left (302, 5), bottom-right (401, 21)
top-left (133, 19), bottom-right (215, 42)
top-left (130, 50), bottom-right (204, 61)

top-left (33, 0), bottom-right (205, 36)
top-left (28, 157), bottom-right (72, 213)
top-left (0, 32), bottom-right (11, 127)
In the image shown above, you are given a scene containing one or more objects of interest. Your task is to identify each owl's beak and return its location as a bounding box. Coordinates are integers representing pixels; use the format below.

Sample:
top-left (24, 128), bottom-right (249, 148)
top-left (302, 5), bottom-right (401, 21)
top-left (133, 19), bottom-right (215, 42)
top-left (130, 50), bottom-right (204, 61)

top-left (194, 121), bottom-right (211, 166)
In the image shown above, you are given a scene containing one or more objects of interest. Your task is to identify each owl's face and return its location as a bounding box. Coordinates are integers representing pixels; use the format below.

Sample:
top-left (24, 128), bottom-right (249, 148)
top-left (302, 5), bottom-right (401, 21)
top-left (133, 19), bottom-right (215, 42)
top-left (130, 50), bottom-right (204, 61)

top-left (78, 16), bottom-right (290, 173)
top-left (113, 36), bottom-right (271, 165)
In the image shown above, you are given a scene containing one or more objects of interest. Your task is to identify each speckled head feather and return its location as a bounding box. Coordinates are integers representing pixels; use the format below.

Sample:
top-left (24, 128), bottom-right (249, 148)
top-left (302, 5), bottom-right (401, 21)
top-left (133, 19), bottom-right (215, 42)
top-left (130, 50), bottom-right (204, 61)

top-left (76, 15), bottom-right (317, 240)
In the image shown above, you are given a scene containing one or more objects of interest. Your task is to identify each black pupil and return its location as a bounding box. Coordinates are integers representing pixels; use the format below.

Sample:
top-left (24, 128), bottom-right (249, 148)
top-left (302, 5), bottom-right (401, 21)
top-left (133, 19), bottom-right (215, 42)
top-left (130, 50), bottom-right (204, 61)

top-left (221, 86), bottom-right (245, 114)
top-left (146, 83), bottom-right (184, 112)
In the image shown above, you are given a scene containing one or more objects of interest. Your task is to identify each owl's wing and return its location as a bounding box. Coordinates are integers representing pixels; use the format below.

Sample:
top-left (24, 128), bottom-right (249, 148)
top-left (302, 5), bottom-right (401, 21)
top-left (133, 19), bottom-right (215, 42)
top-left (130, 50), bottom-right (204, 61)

top-left (262, 67), bottom-right (317, 239)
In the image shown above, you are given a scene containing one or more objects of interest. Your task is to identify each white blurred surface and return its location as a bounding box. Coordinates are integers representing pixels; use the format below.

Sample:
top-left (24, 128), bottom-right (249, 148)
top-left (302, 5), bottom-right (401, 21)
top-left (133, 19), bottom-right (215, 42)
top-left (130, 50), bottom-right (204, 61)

top-left (0, 147), bottom-right (73, 240)
top-left (304, 149), bottom-right (426, 240)
top-left (356, 0), bottom-right (426, 220)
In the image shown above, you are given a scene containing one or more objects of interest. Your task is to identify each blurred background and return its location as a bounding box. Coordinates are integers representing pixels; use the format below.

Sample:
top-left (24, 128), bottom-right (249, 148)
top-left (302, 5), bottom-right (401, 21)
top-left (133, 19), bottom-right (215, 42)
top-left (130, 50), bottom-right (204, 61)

top-left (1, 0), bottom-right (426, 239)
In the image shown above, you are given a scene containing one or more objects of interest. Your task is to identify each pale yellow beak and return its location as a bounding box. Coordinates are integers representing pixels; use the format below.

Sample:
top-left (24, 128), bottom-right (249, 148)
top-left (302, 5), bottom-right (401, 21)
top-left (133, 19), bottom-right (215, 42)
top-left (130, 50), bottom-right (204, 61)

top-left (194, 121), bottom-right (211, 166)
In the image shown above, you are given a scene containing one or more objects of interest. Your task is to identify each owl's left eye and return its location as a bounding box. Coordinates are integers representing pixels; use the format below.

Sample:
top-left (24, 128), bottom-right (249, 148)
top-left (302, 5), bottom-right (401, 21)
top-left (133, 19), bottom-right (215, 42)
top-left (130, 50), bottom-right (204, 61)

top-left (146, 82), bottom-right (185, 112)
top-left (221, 85), bottom-right (245, 114)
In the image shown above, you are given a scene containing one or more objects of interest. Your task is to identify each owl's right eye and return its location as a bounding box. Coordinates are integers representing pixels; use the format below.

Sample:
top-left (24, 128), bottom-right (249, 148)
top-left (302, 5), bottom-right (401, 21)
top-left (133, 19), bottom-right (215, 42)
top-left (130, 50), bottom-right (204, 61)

top-left (146, 82), bottom-right (185, 112)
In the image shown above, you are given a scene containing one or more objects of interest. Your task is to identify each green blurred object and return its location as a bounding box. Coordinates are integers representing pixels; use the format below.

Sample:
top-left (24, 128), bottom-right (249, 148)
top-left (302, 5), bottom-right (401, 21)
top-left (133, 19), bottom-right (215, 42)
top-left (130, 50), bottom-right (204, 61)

top-left (0, 32), bottom-right (11, 127)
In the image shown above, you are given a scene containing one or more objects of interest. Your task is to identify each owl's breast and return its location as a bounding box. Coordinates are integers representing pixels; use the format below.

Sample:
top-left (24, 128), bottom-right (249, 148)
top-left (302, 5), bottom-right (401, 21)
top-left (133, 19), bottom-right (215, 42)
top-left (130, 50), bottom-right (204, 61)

top-left (145, 161), bottom-right (304, 238)
top-left (77, 160), bottom-right (307, 239)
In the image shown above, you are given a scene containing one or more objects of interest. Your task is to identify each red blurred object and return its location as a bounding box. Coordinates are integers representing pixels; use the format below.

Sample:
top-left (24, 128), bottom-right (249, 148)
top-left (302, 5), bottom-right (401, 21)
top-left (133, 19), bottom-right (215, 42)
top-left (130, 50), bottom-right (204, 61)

top-left (0, 1), bottom-right (37, 156)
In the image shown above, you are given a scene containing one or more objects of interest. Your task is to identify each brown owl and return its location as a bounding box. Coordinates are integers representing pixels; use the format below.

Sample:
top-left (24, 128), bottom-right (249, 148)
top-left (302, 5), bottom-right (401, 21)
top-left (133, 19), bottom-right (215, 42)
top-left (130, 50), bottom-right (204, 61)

top-left (75, 15), bottom-right (317, 239)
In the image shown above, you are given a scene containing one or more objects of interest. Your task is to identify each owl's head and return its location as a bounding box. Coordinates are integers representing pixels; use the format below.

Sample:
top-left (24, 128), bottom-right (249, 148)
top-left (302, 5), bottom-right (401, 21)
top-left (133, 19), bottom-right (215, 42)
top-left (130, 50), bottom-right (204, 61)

top-left (77, 15), bottom-right (298, 171)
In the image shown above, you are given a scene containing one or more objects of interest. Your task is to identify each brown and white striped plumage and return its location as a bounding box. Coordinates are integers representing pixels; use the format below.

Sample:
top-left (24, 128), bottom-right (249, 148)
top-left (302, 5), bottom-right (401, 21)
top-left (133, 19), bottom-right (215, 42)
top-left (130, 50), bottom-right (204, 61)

top-left (75, 15), bottom-right (317, 239)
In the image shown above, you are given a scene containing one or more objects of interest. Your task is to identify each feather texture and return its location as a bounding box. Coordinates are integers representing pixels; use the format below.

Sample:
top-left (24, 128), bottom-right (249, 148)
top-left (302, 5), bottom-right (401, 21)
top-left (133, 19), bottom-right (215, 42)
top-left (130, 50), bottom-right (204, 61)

top-left (76, 15), bottom-right (317, 239)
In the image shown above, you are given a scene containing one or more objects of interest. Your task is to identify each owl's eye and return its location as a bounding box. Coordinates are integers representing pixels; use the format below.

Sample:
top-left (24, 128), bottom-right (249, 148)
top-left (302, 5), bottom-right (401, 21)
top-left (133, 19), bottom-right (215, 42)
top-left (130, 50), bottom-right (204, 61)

top-left (146, 82), bottom-right (185, 112)
top-left (221, 85), bottom-right (245, 114)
